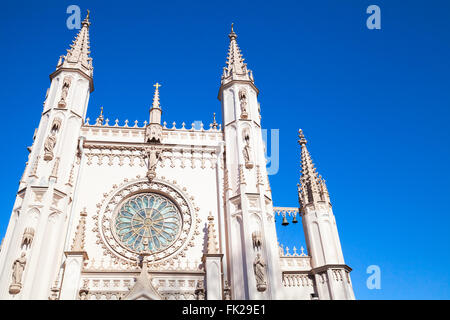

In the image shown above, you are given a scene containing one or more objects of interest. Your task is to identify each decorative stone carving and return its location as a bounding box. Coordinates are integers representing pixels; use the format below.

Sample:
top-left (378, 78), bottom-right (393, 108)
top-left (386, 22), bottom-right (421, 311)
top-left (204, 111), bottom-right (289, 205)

top-left (253, 253), bottom-right (267, 292)
top-left (21, 227), bottom-right (35, 249)
top-left (95, 178), bottom-right (200, 265)
top-left (58, 76), bottom-right (72, 108)
top-left (239, 89), bottom-right (248, 119)
top-left (71, 208), bottom-right (87, 251)
top-left (195, 280), bottom-right (205, 300)
top-left (44, 118), bottom-right (62, 161)
top-left (223, 280), bottom-right (231, 300)
top-left (48, 281), bottom-right (60, 300)
top-left (66, 163), bottom-right (75, 186)
top-left (44, 133), bottom-right (57, 161)
top-left (51, 117), bottom-right (62, 132)
top-left (251, 231), bottom-right (262, 251)
top-left (145, 146), bottom-right (161, 181)
top-left (79, 286), bottom-right (89, 300)
top-left (242, 130), bottom-right (253, 169)
top-left (49, 157), bottom-right (60, 180)
top-left (9, 252), bottom-right (26, 294)
top-left (145, 124), bottom-right (163, 143)
top-left (123, 253), bottom-right (163, 300)
top-left (206, 212), bottom-right (219, 254)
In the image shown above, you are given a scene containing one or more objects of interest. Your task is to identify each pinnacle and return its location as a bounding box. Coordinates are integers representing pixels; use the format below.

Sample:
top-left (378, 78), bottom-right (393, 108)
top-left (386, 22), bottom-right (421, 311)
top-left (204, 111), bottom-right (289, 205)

top-left (57, 10), bottom-right (93, 77)
top-left (152, 82), bottom-right (161, 109)
top-left (298, 129), bottom-right (307, 146)
top-left (221, 24), bottom-right (254, 85)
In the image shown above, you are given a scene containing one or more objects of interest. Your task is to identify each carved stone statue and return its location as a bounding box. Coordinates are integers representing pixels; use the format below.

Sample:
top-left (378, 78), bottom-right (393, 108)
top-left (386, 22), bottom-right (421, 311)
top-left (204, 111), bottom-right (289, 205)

top-left (239, 89), bottom-right (248, 119)
top-left (44, 132), bottom-right (57, 161)
top-left (58, 76), bottom-right (72, 108)
top-left (146, 147), bottom-right (161, 181)
top-left (9, 252), bottom-right (26, 294)
top-left (253, 253), bottom-right (267, 292)
top-left (43, 118), bottom-right (62, 161)
top-left (242, 130), bottom-right (253, 169)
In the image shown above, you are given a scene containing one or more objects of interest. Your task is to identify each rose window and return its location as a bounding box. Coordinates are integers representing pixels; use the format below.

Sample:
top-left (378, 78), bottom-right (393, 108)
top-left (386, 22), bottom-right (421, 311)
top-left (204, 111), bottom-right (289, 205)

top-left (113, 193), bottom-right (182, 254)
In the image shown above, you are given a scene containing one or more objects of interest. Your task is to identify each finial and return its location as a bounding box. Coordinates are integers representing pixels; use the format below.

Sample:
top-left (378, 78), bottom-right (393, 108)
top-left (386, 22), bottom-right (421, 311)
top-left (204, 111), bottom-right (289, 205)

top-left (96, 106), bottom-right (104, 125)
top-left (153, 82), bottom-right (162, 90)
top-left (228, 22), bottom-right (237, 40)
top-left (212, 112), bottom-right (218, 129)
top-left (82, 10), bottom-right (91, 25)
top-left (298, 129), bottom-right (307, 146)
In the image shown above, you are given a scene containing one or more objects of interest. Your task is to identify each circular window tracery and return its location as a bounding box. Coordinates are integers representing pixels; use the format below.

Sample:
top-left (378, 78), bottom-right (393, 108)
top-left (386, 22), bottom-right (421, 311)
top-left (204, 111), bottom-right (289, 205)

top-left (96, 179), bottom-right (198, 264)
top-left (114, 193), bottom-right (181, 253)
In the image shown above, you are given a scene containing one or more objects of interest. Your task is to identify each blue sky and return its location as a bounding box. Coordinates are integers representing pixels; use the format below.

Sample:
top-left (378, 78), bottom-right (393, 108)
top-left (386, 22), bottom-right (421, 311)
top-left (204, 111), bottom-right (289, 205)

top-left (0, 0), bottom-right (449, 299)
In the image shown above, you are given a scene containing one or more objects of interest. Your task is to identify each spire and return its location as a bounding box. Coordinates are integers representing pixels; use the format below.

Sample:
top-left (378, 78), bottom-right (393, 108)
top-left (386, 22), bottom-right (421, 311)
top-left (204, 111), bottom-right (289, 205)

top-left (151, 82), bottom-right (161, 110)
top-left (145, 82), bottom-right (163, 143)
top-left (298, 129), bottom-right (329, 208)
top-left (149, 82), bottom-right (162, 124)
top-left (57, 10), bottom-right (93, 78)
top-left (221, 23), bottom-right (254, 86)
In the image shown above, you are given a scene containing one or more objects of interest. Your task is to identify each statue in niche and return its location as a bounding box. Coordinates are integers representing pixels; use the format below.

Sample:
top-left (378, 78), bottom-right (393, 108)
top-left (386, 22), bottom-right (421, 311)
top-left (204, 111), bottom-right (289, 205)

top-left (58, 76), bottom-right (72, 108)
top-left (239, 89), bottom-right (248, 119)
top-left (9, 252), bottom-right (26, 294)
top-left (145, 146), bottom-right (161, 181)
top-left (242, 130), bottom-right (253, 169)
top-left (21, 227), bottom-right (35, 249)
top-left (43, 132), bottom-right (57, 161)
top-left (43, 118), bottom-right (62, 161)
top-left (253, 253), bottom-right (267, 292)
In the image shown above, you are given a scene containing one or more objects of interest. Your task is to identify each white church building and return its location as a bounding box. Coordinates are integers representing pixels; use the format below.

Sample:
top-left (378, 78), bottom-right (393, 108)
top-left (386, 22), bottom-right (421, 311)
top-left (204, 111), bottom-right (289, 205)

top-left (0, 13), bottom-right (355, 300)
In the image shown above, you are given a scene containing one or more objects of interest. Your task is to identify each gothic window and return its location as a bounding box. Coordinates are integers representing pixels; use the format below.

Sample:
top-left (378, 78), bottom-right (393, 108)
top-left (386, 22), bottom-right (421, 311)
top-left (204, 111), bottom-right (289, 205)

top-left (114, 193), bottom-right (182, 254)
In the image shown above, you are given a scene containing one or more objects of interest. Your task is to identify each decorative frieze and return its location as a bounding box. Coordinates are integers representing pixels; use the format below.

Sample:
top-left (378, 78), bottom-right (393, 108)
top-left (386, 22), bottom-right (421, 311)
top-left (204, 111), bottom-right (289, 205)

top-left (282, 274), bottom-right (314, 287)
top-left (83, 144), bottom-right (221, 170)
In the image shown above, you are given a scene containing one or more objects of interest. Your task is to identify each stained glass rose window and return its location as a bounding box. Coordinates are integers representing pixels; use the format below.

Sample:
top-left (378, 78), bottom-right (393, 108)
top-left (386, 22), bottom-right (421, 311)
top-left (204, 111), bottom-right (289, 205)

top-left (114, 193), bottom-right (182, 253)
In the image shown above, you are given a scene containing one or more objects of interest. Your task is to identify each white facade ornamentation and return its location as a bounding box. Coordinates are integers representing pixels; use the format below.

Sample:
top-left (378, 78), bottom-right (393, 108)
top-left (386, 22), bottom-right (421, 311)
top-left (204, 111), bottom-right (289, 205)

top-left (0, 16), bottom-right (355, 300)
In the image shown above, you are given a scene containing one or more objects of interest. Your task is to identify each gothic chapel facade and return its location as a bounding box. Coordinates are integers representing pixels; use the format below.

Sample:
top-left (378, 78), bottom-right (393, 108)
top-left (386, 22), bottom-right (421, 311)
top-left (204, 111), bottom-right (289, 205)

top-left (0, 14), bottom-right (355, 300)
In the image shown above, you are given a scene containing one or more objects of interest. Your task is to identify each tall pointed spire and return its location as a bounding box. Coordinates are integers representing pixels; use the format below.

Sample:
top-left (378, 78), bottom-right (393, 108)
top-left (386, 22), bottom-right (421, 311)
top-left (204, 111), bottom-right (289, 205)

top-left (57, 10), bottom-right (93, 78)
top-left (221, 23), bottom-right (254, 86)
top-left (145, 82), bottom-right (163, 143)
top-left (298, 129), bottom-right (329, 208)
